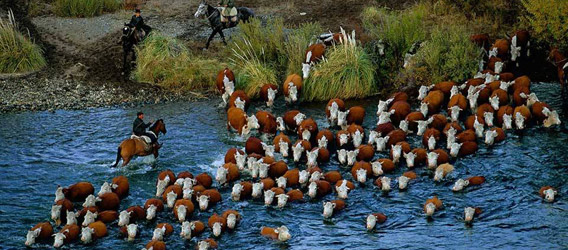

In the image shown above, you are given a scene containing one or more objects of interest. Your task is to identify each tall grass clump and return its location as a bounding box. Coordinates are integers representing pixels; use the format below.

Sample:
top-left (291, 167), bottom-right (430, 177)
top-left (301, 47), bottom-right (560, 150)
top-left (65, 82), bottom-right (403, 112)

top-left (408, 25), bottom-right (481, 85)
top-left (55, 0), bottom-right (122, 17)
top-left (303, 32), bottom-right (376, 101)
top-left (0, 10), bottom-right (46, 73)
top-left (283, 22), bottom-right (323, 75)
top-left (134, 33), bottom-right (219, 92)
top-left (521, 0), bottom-right (568, 51)
top-left (230, 38), bottom-right (278, 98)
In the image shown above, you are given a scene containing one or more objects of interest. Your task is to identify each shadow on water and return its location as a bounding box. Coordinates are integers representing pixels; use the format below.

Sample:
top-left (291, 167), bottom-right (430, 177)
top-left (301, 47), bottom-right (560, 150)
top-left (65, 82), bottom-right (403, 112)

top-left (0, 83), bottom-right (567, 249)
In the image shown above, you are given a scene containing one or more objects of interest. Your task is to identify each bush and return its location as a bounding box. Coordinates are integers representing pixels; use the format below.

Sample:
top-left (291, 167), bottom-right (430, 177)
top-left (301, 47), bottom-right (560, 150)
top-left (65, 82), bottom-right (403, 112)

top-left (134, 33), bottom-right (219, 92)
top-left (303, 32), bottom-right (376, 101)
top-left (283, 22), bottom-right (323, 76)
top-left (408, 24), bottom-right (481, 85)
top-left (0, 10), bottom-right (46, 73)
top-left (55, 0), bottom-right (122, 17)
top-left (231, 38), bottom-right (278, 98)
top-left (521, 0), bottom-right (568, 50)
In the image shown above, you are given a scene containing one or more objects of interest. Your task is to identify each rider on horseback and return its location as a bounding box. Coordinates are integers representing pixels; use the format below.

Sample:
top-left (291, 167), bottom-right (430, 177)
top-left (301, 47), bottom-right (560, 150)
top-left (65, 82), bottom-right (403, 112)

top-left (128, 9), bottom-right (151, 40)
top-left (133, 112), bottom-right (160, 150)
top-left (218, 0), bottom-right (237, 26)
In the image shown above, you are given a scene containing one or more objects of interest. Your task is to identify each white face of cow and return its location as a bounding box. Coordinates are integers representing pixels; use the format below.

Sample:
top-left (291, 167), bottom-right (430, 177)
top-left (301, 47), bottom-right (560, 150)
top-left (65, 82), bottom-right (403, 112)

top-left (198, 195), bottom-right (210, 211)
top-left (336, 182), bottom-right (350, 199)
top-left (425, 202), bottom-right (436, 217)
top-left (176, 205), bottom-right (187, 222)
top-left (377, 111), bottom-right (392, 125)
top-left (293, 143), bottom-right (304, 162)
top-left (216, 167), bottom-right (228, 185)
top-left (356, 168), bottom-right (367, 183)
top-left (126, 224), bottom-right (138, 241)
top-left (375, 136), bottom-right (389, 152)
top-left (543, 188), bottom-right (557, 202)
top-left (227, 213), bottom-right (237, 229)
top-left (235, 152), bottom-right (246, 170)
top-left (368, 131), bottom-right (379, 145)
top-left (322, 202), bottom-right (336, 218)
top-left (98, 182), bottom-right (112, 196)
top-left (449, 106), bottom-right (462, 122)
top-left (258, 163), bottom-right (269, 179)
top-left (337, 110), bottom-right (349, 128)
top-left (318, 136), bottom-right (328, 149)
top-left (484, 112), bottom-right (494, 127)
top-left (372, 161), bottom-right (384, 176)
top-left (82, 210), bottom-right (97, 227)
top-left (452, 179), bottom-right (469, 192)
top-left (66, 211), bottom-right (77, 226)
top-left (80, 227), bottom-right (94, 243)
top-left (152, 226), bottom-right (166, 241)
top-left (118, 210), bottom-right (132, 227)
top-left (381, 177), bottom-right (391, 192)
top-left (267, 88), bottom-right (277, 107)
top-left (543, 108), bottom-right (561, 128)
top-left (276, 194), bottom-right (289, 208)
top-left (299, 170), bottom-right (310, 185)
top-left (474, 118), bottom-right (484, 137)
top-left (366, 214), bottom-right (377, 231)
top-left (352, 130), bottom-right (363, 148)
top-left (434, 167), bottom-right (446, 182)
top-left (307, 149), bottom-right (319, 167)
top-left (264, 190), bottom-right (275, 205)
top-left (449, 142), bottom-right (463, 158)
top-left (398, 175), bottom-right (410, 190)
top-left (276, 226), bottom-right (291, 242)
top-left (329, 102), bottom-right (339, 123)
top-left (494, 61), bottom-right (504, 74)
top-left (399, 120), bottom-right (409, 133)
top-left (166, 190), bottom-right (177, 208)
top-left (416, 120), bottom-right (429, 136)
top-left (515, 112), bottom-right (526, 130)
top-left (180, 221), bottom-right (192, 239)
top-left (447, 127), bottom-right (457, 148)
top-left (489, 96), bottom-right (500, 110)
top-left (450, 85), bottom-right (459, 98)
top-left (308, 181), bottom-right (318, 198)
top-left (503, 114), bottom-right (513, 130)
top-left (82, 194), bottom-right (99, 208)
top-left (249, 160), bottom-right (259, 178)
top-left (302, 63), bottom-right (311, 79)
top-left (526, 93), bottom-right (540, 108)
top-left (468, 91), bottom-right (480, 112)
top-left (418, 85), bottom-right (429, 100)
top-left (337, 149), bottom-right (347, 164)
top-left (53, 231), bottom-right (66, 248)
top-left (276, 117), bottom-right (286, 131)
top-left (485, 130), bottom-right (498, 145)
top-left (347, 149), bottom-right (359, 166)
top-left (231, 183), bottom-right (243, 201)
top-left (403, 152), bottom-right (416, 168)
top-left (420, 102), bottom-right (429, 117)
top-left (391, 144), bottom-right (402, 163)
top-left (279, 140), bottom-right (290, 157)
top-left (488, 47), bottom-right (498, 58)
top-left (234, 97), bottom-right (246, 110)
top-left (262, 143), bottom-right (275, 158)
top-left (54, 186), bottom-right (64, 203)
top-left (511, 45), bottom-right (521, 62)
top-left (146, 204), bottom-right (157, 220)
top-left (198, 240), bottom-right (210, 250)
top-left (51, 205), bottom-right (62, 221)
top-left (338, 133), bottom-right (349, 146)
top-left (427, 136), bottom-right (436, 151)
top-left (252, 182), bottom-right (263, 198)
top-left (427, 152), bottom-right (439, 169)
top-left (25, 228), bottom-right (41, 246)
top-left (247, 115), bottom-right (260, 130)
top-left (288, 83), bottom-right (299, 103)
top-left (156, 176), bottom-right (170, 197)
top-left (247, 157), bottom-right (257, 171)
top-left (302, 130), bottom-right (311, 142)
top-left (500, 81), bottom-right (512, 91)
top-left (464, 207), bottom-right (476, 222)
top-left (310, 171), bottom-right (323, 183)
top-left (376, 100), bottom-right (388, 116)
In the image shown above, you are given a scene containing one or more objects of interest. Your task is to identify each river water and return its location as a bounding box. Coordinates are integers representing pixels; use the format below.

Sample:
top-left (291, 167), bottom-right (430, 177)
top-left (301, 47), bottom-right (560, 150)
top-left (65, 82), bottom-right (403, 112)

top-left (1, 82), bottom-right (567, 249)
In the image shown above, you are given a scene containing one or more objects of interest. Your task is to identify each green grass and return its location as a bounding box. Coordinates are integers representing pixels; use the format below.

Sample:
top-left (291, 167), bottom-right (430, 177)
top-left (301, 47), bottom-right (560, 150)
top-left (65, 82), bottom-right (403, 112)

top-left (303, 32), bottom-right (376, 101)
top-left (283, 22), bottom-right (323, 76)
top-left (230, 38), bottom-right (278, 98)
top-left (521, 0), bottom-right (568, 51)
top-left (55, 0), bottom-right (122, 17)
top-left (134, 33), bottom-right (219, 92)
top-left (0, 10), bottom-right (46, 74)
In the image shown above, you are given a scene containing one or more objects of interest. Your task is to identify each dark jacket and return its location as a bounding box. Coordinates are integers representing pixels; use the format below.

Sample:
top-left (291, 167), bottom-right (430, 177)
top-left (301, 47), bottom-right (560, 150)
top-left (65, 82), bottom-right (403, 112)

top-left (219, 0), bottom-right (234, 7)
top-left (133, 117), bottom-right (151, 136)
top-left (129, 15), bottom-right (145, 30)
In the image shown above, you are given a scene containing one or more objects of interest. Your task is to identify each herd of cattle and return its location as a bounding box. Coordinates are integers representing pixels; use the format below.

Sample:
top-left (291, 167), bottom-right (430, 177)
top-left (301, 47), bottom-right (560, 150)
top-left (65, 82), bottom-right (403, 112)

top-left (24, 30), bottom-right (563, 249)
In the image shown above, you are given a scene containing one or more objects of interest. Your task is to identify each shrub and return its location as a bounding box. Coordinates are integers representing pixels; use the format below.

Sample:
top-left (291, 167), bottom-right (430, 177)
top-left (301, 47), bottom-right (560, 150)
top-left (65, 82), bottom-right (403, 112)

top-left (231, 38), bottom-right (278, 98)
top-left (0, 10), bottom-right (46, 73)
top-left (405, 24), bottom-right (481, 85)
top-left (55, 0), bottom-right (122, 17)
top-left (303, 32), bottom-right (376, 101)
top-left (283, 22), bottom-right (323, 76)
top-left (134, 33), bottom-right (219, 92)
top-left (521, 0), bottom-right (568, 51)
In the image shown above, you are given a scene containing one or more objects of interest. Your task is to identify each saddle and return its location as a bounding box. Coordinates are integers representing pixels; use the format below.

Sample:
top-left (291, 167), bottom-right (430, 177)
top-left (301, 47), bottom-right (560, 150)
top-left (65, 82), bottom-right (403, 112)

top-left (218, 7), bottom-right (238, 19)
top-left (130, 134), bottom-right (153, 152)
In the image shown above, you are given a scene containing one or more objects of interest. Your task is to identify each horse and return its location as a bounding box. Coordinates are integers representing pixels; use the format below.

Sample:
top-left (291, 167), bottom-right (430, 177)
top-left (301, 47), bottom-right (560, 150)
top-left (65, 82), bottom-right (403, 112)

top-left (548, 48), bottom-right (568, 93)
top-left (194, 0), bottom-right (255, 49)
top-left (120, 25), bottom-right (145, 75)
top-left (111, 119), bottom-right (167, 167)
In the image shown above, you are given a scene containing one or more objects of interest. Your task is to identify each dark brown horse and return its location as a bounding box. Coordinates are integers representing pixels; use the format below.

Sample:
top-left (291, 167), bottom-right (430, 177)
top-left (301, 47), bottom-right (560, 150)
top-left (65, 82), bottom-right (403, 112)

top-left (548, 48), bottom-right (568, 93)
top-left (111, 119), bottom-right (167, 167)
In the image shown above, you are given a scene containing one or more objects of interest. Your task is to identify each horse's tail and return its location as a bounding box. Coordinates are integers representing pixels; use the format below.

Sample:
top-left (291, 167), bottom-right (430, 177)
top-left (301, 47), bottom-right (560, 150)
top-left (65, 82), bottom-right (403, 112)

top-left (111, 146), bottom-right (122, 168)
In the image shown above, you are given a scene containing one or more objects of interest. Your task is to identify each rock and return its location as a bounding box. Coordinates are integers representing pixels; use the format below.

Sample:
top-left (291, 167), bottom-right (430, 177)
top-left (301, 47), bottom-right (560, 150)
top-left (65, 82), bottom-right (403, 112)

top-left (64, 63), bottom-right (89, 80)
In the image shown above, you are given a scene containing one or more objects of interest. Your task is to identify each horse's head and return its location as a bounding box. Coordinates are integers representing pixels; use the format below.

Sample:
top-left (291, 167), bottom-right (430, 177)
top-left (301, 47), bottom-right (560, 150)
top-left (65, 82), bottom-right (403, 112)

top-left (151, 119), bottom-right (167, 135)
top-left (548, 47), bottom-right (564, 65)
top-left (195, 0), bottom-right (209, 18)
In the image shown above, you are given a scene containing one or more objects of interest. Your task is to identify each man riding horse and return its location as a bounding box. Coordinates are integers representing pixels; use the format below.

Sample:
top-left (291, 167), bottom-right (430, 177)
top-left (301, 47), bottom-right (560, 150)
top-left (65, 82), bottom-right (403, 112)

top-left (218, 0), bottom-right (237, 27)
top-left (133, 112), bottom-right (160, 150)
top-left (127, 9), bottom-right (151, 41)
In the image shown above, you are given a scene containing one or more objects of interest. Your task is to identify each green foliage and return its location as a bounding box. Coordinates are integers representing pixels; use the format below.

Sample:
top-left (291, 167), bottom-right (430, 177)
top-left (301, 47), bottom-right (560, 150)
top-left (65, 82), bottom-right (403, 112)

top-left (303, 34), bottom-right (376, 101)
top-left (55, 0), bottom-right (122, 17)
top-left (231, 38), bottom-right (278, 98)
top-left (409, 25), bottom-right (481, 85)
top-left (134, 33), bottom-right (219, 92)
top-left (521, 0), bottom-right (568, 50)
top-left (283, 22), bottom-right (323, 76)
top-left (0, 10), bottom-right (46, 73)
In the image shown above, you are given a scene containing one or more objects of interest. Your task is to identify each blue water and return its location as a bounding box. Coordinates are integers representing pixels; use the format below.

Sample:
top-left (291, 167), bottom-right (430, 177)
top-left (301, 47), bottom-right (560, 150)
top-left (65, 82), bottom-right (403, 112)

top-left (1, 82), bottom-right (567, 249)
